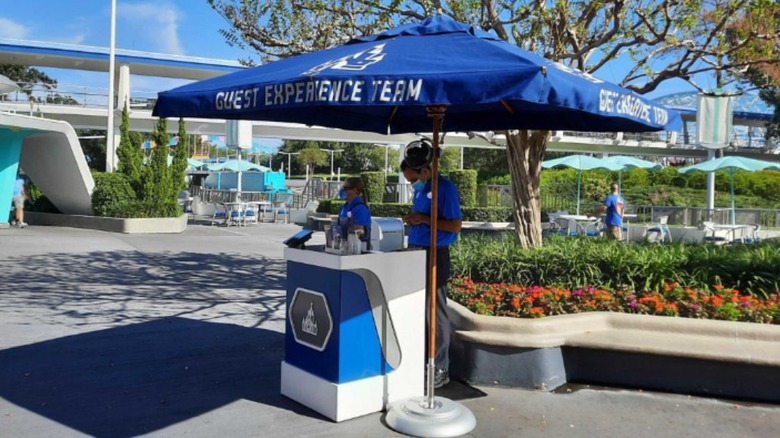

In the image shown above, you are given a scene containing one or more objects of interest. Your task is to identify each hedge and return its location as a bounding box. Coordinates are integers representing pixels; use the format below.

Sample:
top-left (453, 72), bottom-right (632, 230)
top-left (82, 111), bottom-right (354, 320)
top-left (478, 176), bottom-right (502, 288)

top-left (316, 199), bottom-right (511, 222)
top-left (449, 169), bottom-right (477, 206)
top-left (360, 171), bottom-right (385, 204)
top-left (91, 172), bottom-right (137, 216)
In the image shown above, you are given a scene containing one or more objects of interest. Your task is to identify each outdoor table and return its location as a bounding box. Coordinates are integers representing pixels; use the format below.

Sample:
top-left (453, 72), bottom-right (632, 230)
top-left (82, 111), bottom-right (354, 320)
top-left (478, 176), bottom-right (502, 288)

top-left (559, 214), bottom-right (598, 235)
top-left (712, 224), bottom-right (751, 243)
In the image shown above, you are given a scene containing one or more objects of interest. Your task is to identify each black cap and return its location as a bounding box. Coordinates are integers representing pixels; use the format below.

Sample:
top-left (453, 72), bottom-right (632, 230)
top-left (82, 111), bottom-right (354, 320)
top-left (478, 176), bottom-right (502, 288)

top-left (404, 139), bottom-right (433, 170)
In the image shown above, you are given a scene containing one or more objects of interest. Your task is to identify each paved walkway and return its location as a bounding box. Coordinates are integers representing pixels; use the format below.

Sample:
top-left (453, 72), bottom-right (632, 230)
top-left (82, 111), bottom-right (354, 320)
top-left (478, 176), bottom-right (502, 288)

top-left (1, 224), bottom-right (779, 438)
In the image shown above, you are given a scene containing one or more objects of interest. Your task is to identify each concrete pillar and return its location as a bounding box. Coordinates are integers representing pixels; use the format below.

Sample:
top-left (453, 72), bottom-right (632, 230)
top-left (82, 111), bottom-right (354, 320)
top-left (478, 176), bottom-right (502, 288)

top-left (706, 149), bottom-right (716, 220)
top-left (117, 64), bottom-right (131, 112)
top-left (0, 131), bottom-right (24, 225)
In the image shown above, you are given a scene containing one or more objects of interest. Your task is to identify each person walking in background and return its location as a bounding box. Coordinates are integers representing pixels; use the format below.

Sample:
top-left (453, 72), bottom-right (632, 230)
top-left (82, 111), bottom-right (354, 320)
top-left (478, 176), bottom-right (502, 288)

top-left (401, 139), bottom-right (462, 389)
top-left (11, 174), bottom-right (28, 228)
top-left (594, 183), bottom-right (624, 239)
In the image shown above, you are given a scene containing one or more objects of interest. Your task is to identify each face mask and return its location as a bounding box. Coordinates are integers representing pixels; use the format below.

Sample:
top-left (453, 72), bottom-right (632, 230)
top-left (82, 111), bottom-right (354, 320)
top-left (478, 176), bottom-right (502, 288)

top-left (412, 181), bottom-right (425, 192)
top-left (338, 188), bottom-right (347, 200)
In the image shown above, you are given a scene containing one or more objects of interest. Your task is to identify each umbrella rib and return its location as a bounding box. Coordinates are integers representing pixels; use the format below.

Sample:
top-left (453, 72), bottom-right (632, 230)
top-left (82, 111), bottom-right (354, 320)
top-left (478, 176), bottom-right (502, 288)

top-left (500, 100), bottom-right (515, 114)
top-left (386, 106), bottom-right (400, 133)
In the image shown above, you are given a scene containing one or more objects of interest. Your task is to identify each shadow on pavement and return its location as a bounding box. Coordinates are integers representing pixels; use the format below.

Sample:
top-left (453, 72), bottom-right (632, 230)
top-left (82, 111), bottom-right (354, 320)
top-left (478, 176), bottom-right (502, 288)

top-left (0, 317), bottom-right (322, 437)
top-left (0, 250), bottom-right (287, 328)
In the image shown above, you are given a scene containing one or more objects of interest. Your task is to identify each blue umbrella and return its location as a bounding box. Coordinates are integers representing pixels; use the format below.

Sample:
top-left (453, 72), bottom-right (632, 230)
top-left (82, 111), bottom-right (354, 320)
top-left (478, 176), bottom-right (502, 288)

top-left (154, 16), bottom-right (680, 135)
top-left (542, 155), bottom-right (622, 215)
top-left (678, 156), bottom-right (780, 224)
top-left (153, 15), bottom-right (681, 430)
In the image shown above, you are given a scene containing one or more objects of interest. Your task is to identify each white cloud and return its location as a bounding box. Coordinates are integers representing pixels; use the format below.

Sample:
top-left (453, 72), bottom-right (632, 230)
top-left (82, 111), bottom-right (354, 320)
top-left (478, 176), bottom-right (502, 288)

top-left (0, 17), bottom-right (31, 39)
top-left (118, 2), bottom-right (184, 55)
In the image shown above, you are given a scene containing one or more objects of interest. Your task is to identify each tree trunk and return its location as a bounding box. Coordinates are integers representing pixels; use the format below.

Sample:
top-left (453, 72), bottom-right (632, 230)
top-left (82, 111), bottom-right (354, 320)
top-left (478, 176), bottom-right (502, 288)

top-left (505, 130), bottom-right (550, 249)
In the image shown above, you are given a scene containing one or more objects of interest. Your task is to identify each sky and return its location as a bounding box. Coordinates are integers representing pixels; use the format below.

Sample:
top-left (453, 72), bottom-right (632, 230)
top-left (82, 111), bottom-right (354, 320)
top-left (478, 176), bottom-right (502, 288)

top-left (0, 0), bottom-right (252, 94)
top-left (0, 0), bottom-right (707, 99)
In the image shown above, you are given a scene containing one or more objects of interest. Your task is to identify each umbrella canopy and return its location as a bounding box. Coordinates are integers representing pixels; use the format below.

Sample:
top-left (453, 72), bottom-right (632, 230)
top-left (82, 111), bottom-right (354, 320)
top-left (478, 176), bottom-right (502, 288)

top-left (603, 155), bottom-right (662, 188)
top-left (207, 159), bottom-right (269, 172)
top-left (543, 155), bottom-right (622, 215)
top-left (678, 156), bottom-right (780, 224)
top-left (187, 158), bottom-right (207, 171)
top-left (154, 16), bottom-right (681, 135)
top-left (0, 74), bottom-right (20, 94)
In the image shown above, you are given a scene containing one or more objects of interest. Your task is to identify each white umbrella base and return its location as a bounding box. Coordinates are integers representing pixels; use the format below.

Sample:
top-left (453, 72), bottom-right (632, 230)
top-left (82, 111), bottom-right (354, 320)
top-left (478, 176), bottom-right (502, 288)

top-left (386, 396), bottom-right (476, 438)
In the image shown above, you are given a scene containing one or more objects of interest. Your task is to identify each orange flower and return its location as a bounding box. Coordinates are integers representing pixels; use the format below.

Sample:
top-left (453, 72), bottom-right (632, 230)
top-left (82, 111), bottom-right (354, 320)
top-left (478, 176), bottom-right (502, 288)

top-left (511, 296), bottom-right (521, 309)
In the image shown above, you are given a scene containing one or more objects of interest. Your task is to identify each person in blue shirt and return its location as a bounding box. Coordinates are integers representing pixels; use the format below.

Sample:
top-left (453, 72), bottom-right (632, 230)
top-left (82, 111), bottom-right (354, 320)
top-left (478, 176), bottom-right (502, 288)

top-left (594, 183), bottom-right (625, 239)
top-left (12, 174), bottom-right (28, 228)
top-left (401, 139), bottom-right (462, 389)
top-left (338, 177), bottom-right (372, 244)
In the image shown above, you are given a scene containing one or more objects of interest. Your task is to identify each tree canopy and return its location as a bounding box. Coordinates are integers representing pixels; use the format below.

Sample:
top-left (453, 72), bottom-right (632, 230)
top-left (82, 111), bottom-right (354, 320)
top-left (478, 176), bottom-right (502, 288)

top-left (208, 0), bottom-right (780, 247)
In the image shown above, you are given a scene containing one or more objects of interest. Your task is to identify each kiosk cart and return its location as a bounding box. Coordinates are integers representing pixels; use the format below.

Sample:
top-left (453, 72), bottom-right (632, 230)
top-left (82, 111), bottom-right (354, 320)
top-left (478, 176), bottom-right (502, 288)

top-left (281, 248), bottom-right (425, 421)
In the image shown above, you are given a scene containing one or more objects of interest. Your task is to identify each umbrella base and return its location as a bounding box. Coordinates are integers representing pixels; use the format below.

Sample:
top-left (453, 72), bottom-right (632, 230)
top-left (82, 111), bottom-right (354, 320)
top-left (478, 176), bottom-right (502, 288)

top-left (385, 396), bottom-right (476, 438)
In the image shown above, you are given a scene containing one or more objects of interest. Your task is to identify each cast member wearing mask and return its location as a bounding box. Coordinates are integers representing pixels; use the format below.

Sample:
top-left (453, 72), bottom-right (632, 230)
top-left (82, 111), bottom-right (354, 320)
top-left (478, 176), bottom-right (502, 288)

top-left (401, 139), bottom-right (462, 389)
top-left (338, 177), bottom-right (372, 243)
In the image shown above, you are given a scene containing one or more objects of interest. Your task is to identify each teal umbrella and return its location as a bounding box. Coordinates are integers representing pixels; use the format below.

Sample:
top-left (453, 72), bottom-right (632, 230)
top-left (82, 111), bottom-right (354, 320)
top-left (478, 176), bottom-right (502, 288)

top-left (678, 156), bottom-right (780, 224)
top-left (207, 159), bottom-right (270, 172)
top-left (542, 155), bottom-right (622, 215)
top-left (604, 156), bottom-right (662, 188)
top-left (187, 158), bottom-right (207, 170)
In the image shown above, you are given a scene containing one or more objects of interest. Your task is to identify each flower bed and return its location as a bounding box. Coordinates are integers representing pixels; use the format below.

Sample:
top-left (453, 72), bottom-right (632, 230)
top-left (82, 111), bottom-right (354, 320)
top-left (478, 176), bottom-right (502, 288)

top-left (450, 276), bottom-right (780, 324)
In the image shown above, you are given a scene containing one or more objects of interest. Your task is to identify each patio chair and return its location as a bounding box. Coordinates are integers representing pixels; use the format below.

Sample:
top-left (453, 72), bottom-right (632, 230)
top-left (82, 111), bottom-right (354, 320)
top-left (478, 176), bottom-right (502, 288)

top-left (582, 218), bottom-right (603, 237)
top-left (545, 211), bottom-right (568, 236)
top-left (741, 224), bottom-right (761, 244)
top-left (226, 204), bottom-right (243, 227)
top-left (243, 203), bottom-right (259, 225)
top-left (646, 215), bottom-right (671, 243)
top-left (273, 192), bottom-right (295, 223)
top-left (211, 203), bottom-right (227, 226)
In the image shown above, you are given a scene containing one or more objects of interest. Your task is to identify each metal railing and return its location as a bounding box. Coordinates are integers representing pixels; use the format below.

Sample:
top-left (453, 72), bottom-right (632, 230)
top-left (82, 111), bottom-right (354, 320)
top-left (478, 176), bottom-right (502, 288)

top-left (0, 82), bottom-right (158, 109)
top-left (476, 184), bottom-right (780, 228)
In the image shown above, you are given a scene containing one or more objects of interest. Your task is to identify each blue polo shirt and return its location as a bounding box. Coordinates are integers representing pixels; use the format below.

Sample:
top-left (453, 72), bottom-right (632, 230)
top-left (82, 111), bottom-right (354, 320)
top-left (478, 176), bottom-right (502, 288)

top-left (604, 194), bottom-right (625, 227)
top-left (408, 174), bottom-right (462, 247)
top-left (339, 196), bottom-right (372, 240)
top-left (13, 178), bottom-right (24, 197)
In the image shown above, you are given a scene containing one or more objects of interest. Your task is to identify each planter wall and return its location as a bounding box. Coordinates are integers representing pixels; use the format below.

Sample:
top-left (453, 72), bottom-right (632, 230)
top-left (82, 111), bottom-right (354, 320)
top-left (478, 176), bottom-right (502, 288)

top-left (449, 302), bottom-right (780, 402)
top-left (26, 211), bottom-right (188, 234)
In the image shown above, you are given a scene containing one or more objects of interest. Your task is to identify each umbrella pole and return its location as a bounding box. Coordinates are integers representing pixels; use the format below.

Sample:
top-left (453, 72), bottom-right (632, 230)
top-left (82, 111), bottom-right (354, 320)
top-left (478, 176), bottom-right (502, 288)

top-left (576, 169), bottom-right (582, 216)
top-left (425, 106), bottom-right (443, 409)
top-left (730, 170), bottom-right (736, 225)
top-left (386, 105), bottom-right (476, 438)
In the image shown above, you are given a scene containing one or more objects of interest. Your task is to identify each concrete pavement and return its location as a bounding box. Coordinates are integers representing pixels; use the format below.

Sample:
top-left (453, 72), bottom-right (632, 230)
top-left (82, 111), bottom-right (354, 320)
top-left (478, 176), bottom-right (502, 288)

top-left (1, 224), bottom-right (779, 437)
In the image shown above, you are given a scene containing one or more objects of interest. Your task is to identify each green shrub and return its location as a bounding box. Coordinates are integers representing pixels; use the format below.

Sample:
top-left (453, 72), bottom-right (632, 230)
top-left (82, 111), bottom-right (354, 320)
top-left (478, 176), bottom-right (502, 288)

top-left (449, 169), bottom-right (477, 206)
top-left (451, 234), bottom-right (780, 298)
top-left (26, 179), bottom-right (60, 213)
top-left (370, 203), bottom-right (413, 218)
top-left (360, 171), bottom-right (385, 204)
top-left (104, 200), bottom-right (181, 218)
top-left (461, 206), bottom-right (512, 222)
top-left (91, 172), bottom-right (137, 216)
top-left (316, 199), bottom-right (511, 222)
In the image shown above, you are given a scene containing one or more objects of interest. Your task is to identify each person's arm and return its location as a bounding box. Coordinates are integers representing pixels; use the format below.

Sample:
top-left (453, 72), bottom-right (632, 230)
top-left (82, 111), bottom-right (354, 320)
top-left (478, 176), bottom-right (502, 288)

top-left (402, 212), bottom-right (462, 232)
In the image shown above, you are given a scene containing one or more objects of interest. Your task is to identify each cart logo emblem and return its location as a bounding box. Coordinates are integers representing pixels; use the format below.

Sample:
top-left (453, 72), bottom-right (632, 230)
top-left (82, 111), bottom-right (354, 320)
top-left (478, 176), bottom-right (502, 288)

top-left (301, 303), bottom-right (318, 336)
top-left (289, 288), bottom-right (333, 351)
